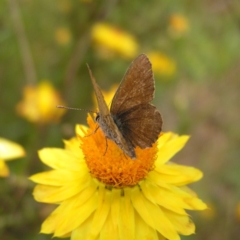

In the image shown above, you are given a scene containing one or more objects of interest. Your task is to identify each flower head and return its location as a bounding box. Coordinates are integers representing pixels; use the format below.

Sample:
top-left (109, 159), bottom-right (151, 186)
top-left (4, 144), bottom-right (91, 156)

top-left (16, 81), bottom-right (66, 124)
top-left (91, 22), bottom-right (139, 59)
top-left (0, 138), bottom-right (25, 177)
top-left (30, 115), bottom-right (207, 239)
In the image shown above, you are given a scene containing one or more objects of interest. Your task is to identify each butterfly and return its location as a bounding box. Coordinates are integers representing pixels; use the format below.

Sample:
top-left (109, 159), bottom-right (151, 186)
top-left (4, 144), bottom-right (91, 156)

top-left (87, 54), bottom-right (162, 159)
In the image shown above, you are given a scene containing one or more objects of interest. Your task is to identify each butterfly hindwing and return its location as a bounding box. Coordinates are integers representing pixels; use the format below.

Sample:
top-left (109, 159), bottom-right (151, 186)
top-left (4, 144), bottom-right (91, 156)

top-left (112, 103), bottom-right (162, 149)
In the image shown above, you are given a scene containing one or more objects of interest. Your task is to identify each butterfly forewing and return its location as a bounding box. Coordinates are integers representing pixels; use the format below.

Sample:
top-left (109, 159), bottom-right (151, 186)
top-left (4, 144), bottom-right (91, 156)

top-left (87, 64), bottom-right (137, 159)
top-left (110, 54), bottom-right (154, 116)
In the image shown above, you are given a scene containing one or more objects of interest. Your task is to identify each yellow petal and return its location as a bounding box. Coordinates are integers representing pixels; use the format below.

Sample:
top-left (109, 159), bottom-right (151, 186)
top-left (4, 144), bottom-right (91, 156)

top-left (173, 186), bottom-right (207, 210)
top-left (118, 188), bottom-right (135, 240)
top-left (63, 137), bottom-right (83, 153)
top-left (163, 208), bottom-right (195, 235)
top-left (157, 132), bottom-right (176, 148)
top-left (110, 188), bottom-right (121, 237)
top-left (183, 196), bottom-right (207, 210)
top-left (141, 179), bottom-right (188, 215)
top-left (72, 213), bottom-right (94, 240)
top-left (149, 172), bottom-right (207, 211)
top-left (131, 187), bottom-right (155, 228)
top-left (135, 211), bottom-right (158, 240)
top-left (75, 124), bottom-right (88, 138)
top-left (89, 184), bottom-right (112, 239)
top-left (0, 138), bottom-right (25, 160)
top-left (154, 164), bottom-right (203, 186)
top-left (0, 159), bottom-right (9, 177)
top-left (156, 134), bottom-right (190, 165)
top-left (58, 232), bottom-right (71, 238)
top-left (38, 148), bottom-right (84, 170)
top-left (100, 211), bottom-right (117, 240)
top-left (33, 173), bottom-right (92, 203)
top-left (99, 188), bottom-right (122, 240)
top-left (63, 138), bottom-right (85, 160)
top-left (42, 180), bottom-right (98, 236)
top-left (41, 206), bottom-right (59, 234)
top-left (131, 187), bottom-right (180, 240)
top-left (29, 169), bottom-right (81, 186)
top-left (55, 193), bottom-right (98, 237)
top-left (157, 232), bottom-right (166, 240)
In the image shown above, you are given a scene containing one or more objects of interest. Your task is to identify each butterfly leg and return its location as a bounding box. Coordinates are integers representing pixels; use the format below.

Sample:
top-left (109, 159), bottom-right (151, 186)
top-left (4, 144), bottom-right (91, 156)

top-left (122, 152), bottom-right (128, 160)
top-left (103, 137), bottom-right (108, 156)
top-left (85, 124), bottom-right (99, 137)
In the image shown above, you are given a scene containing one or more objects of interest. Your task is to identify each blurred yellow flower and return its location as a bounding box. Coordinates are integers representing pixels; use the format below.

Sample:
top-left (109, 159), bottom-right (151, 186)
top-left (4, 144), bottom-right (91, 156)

top-left (0, 138), bottom-right (25, 177)
top-left (169, 14), bottom-right (189, 35)
top-left (55, 27), bottom-right (72, 45)
top-left (91, 22), bottom-right (139, 59)
top-left (148, 52), bottom-right (176, 77)
top-left (16, 81), bottom-right (66, 124)
top-left (30, 115), bottom-right (207, 239)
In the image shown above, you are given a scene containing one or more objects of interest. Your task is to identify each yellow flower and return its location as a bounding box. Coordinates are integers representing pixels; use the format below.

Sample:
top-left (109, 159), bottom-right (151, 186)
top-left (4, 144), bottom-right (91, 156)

top-left (30, 115), bottom-right (207, 239)
top-left (55, 27), bottom-right (72, 45)
top-left (169, 14), bottom-right (189, 35)
top-left (148, 52), bottom-right (176, 77)
top-left (16, 81), bottom-right (66, 124)
top-left (91, 23), bottom-right (139, 59)
top-left (0, 138), bottom-right (25, 177)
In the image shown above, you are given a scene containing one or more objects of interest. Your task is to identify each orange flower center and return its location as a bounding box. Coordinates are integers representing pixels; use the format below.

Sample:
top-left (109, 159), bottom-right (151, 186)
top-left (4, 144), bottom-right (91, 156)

top-left (80, 116), bottom-right (158, 188)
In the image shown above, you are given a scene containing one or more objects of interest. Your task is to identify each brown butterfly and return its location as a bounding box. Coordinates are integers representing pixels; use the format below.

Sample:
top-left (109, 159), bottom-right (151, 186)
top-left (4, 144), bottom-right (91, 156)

top-left (87, 54), bottom-right (162, 159)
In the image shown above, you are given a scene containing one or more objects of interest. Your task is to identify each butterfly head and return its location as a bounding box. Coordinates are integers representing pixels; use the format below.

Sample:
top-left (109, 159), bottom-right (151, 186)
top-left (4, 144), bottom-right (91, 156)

top-left (95, 112), bottom-right (100, 123)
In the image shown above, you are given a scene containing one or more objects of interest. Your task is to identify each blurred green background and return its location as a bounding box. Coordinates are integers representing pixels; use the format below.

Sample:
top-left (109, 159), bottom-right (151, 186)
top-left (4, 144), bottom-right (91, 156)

top-left (1, 0), bottom-right (240, 239)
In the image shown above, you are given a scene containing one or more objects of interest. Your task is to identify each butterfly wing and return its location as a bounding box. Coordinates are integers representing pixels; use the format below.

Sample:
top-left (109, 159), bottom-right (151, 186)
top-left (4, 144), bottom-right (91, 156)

top-left (110, 54), bottom-right (162, 149)
top-left (110, 54), bottom-right (155, 116)
top-left (87, 64), bottom-right (110, 116)
top-left (113, 104), bottom-right (162, 148)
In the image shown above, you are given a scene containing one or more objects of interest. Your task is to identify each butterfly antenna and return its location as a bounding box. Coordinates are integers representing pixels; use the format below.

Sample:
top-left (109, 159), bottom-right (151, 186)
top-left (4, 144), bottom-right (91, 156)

top-left (56, 105), bottom-right (96, 114)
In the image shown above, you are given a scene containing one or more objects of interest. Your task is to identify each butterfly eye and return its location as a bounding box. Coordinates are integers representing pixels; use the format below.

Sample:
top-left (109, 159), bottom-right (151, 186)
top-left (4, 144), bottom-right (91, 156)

top-left (95, 114), bottom-right (100, 122)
